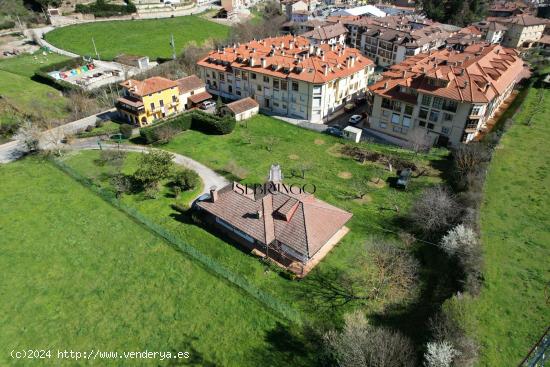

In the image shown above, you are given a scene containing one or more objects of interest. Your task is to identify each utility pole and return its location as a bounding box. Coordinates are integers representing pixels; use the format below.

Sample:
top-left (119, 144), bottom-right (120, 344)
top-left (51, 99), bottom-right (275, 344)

top-left (92, 37), bottom-right (100, 60)
top-left (170, 34), bottom-right (176, 60)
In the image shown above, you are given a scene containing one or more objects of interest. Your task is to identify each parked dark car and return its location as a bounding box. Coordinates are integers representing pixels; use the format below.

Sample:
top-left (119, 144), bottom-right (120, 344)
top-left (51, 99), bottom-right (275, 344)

top-left (396, 168), bottom-right (412, 189)
top-left (325, 126), bottom-right (343, 137)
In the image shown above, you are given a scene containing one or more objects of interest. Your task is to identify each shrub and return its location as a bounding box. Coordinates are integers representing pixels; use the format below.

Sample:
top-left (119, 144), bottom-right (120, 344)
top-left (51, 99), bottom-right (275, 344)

top-left (95, 120), bottom-right (104, 128)
top-left (75, 0), bottom-right (136, 17)
top-left (0, 20), bottom-right (16, 30)
top-left (119, 123), bottom-right (133, 139)
top-left (189, 110), bottom-right (236, 135)
top-left (85, 125), bottom-right (94, 132)
top-left (173, 168), bottom-right (199, 191)
top-left (424, 341), bottom-right (459, 367)
top-left (410, 186), bottom-right (461, 237)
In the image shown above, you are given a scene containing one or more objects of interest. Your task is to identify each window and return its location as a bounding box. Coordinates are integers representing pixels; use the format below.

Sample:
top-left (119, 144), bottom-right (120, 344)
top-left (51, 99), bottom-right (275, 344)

top-left (432, 97), bottom-right (443, 109)
top-left (429, 110), bottom-right (439, 122)
top-left (228, 85), bottom-right (233, 93)
top-left (471, 104), bottom-right (484, 115)
top-left (441, 126), bottom-right (450, 135)
top-left (150, 102), bottom-right (155, 109)
top-left (257, 85), bottom-right (262, 91)
top-left (421, 94), bottom-right (432, 106)
top-left (313, 85), bottom-right (322, 94)
top-left (172, 95), bottom-right (178, 102)
top-left (443, 112), bottom-right (453, 121)
top-left (273, 102), bottom-right (279, 107)
top-left (379, 122), bottom-right (387, 129)
top-left (281, 81), bottom-right (288, 90)
top-left (419, 120), bottom-right (426, 127)
top-left (391, 113), bottom-right (401, 124)
top-left (263, 75), bottom-right (269, 83)
top-left (419, 108), bottom-right (428, 119)
top-left (235, 70), bottom-right (241, 78)
top-left (159, 99), bottom-right (164, 107)
top-left (313, 97), bottom-right (321, 108)
top-left (236, 91), bottom-right (241, 96)
top-left (381, 98), bottom-right (391, 109)
top-left (402, 116), bottom-right (411, 127)
top-left (219, 73), bottom-right (225, 81)
top-left (427, 122), bottom-right (435, 129)
top-left (442, 99), bottom-right (458, 112)
top-left (273, 80), bottom-right (280, 90)
top-left (392, 100), bottom-right (401, 111)
top-left (292, 82), bottom-right (299, 91)
top-left (404, 104), bottom-right (414, 115)
top-left (242, 73), bottom-right (248, 81)
top-left (251, 73), bottom-right (256, 79)
top-left (382, 109), bottom-right (389, 117)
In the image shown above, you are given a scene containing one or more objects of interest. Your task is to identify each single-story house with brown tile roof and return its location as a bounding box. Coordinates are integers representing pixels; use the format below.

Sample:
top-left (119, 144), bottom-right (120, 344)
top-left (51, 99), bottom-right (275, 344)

top-left (221, 97), bottom-right (259, 121)
top-left (195, 165), bottom-right (352, 276)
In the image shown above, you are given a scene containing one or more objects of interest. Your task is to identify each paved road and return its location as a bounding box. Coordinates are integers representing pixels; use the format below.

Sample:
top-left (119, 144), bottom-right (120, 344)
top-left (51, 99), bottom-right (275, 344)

top-left (69, 139), bottom-right (229, 195)
top-left (0, 109), bottom-right (116, 163)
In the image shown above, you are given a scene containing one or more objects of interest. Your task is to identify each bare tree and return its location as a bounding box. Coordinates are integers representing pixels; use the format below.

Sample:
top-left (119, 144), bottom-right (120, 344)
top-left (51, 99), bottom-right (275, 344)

top-left (15, 120), bottom-right (41, 152)
top-left (264, 136), bottom-right (279, 152)
top-left (297, 161), bottom-right (313, 179)
top-left (409, 128), bottom-right (430, 153)
top-left (409, 186), bottom-right (461, 235)
top-left (324, 311), bottom-right (415, 367)
top-left (452, 143), bottom-right (491, 179)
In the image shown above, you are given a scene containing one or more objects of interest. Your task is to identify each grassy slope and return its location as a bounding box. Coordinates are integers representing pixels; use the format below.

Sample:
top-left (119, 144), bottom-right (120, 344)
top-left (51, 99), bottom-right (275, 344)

top-left (468, 86), bottom-right (550, 365)
top-left (64, 115), bottom-right (447, 330)
top-left (0, 53), bottom-right (70, 124)
top-left (44, 16), bottom-right (230, 60)
top-left (0, 158), bottom-right (284, 367)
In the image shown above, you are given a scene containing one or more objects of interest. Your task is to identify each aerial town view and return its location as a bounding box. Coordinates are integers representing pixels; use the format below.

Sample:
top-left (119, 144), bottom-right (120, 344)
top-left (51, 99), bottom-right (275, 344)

top-left (0, 0), bottom-right (549, 365)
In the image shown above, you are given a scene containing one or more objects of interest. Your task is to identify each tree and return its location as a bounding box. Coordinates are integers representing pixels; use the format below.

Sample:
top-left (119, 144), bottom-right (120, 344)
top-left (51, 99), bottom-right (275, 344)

top-left (264, 136), bottom-right (279, 152)
top-left (453, 143), bottom-right (491, 179)
top-left (15, 120), bottom-right (41, 153)
top-left (410, 186), bottom-right (461, 236)
top-left (351, 176), bottom-right (370, 199)
top-left (297, 161), bottom-right (313, 179)
top-left (304, 240), bottom-right (419, 308)
top-left (324, 311), bottom-right (415, 367)
top-left (420, 0), bottom-right (487, 26)
top-left (110, 173), bottom-right (131, 199)
top-left (439, 224), bottom-right (477, 257)
top-left (424, 341), bottom-right (459, 367)
top-left (215, 96), bottom-right (223, 116)
top-left (133, 150), bottom-right (174, 190)
top-left (173, 168), bottom-right (200, 191)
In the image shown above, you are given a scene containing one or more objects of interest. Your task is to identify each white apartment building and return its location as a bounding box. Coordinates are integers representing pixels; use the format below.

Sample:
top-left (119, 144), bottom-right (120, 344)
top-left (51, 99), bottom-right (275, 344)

top-left (495, 14), bottom-right (549, 48)
top-left (197, 35), bottom-right (374, 123)
top-left (368, 43), bottom-right (527, 147)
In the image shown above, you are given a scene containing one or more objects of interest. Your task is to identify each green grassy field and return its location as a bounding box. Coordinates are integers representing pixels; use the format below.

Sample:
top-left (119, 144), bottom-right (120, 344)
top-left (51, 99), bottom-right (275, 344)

top-left (44, 16), bottom-right (230, 60)
top-left (63, 115), bottom-right (449, 338)
top-left (465, 85), bottom-right (550, 366)
top-left (0, 52), bottom-right (70, 125)
top-left (0, 158), bottom-right (291, 367)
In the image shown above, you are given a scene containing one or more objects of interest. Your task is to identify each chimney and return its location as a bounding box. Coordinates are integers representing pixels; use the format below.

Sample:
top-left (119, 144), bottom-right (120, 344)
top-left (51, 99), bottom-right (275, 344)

top-left (210, 186), bottom-right (218, 203)
top-left (289, 41), bottom-right (295, 49)
top-left (261, 57), bottom-right (267, 68)
top-left (309, 44), bottom-right (315, 55)
top-left (250, 57), bottom-right (255, 67)
top-left (323, 64), bottom-right (329, 76)
top-left (349, 55), bottom-right (356, 67)
top-left (268, 164), bottom-right (283, 183)
top-left (383, 82), bottom-right (388, 89)
top-left (256, 210), bottom-right (263, 219)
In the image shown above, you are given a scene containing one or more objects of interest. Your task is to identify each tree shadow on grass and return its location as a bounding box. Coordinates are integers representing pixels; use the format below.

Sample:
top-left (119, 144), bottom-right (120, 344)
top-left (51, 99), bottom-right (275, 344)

top-left (166, 333), bottom-right (218, 367)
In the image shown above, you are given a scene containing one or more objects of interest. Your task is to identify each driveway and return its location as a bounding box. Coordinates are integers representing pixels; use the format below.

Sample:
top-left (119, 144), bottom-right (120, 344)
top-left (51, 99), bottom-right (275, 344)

top-left (69, 139), bottom-right (229, 195)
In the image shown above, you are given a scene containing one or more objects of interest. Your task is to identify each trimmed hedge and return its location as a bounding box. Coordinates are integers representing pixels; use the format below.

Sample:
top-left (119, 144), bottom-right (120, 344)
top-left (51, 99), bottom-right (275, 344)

top-left (75, 0), bottom-right (136, 17)
top-left (140, 110), bottom-right (235, 144)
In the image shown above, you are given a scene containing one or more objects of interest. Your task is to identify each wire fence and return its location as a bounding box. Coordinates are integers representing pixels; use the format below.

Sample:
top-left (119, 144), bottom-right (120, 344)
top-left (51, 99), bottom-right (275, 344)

top-left (50, 158), bottom-right (302, 324)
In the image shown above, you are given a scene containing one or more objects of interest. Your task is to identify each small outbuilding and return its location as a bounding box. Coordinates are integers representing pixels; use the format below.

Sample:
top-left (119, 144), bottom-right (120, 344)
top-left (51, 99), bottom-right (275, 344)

top-left (221, 97), bottom-right (259, 121)
top-left (343, 126), bottom-right (362, 143)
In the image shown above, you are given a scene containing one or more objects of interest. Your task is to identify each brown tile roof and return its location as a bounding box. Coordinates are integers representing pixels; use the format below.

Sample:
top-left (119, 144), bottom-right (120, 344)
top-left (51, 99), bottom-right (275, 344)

top-left (369, 43), bottom-right (527, 104)
top-left (225, 97), bottom-right (259, 115)
top-left (197, 181), bottom-right (352, 259)
top-left (188, 91), bottom-right (212, 104)
top-left (197, 35), bottom-right (373, 84)
top-left (302, 22), bottom-right (348, 41)
top-left (117, 96), bottom-right (144, 108)
top-left (176, 75), bottom-right (204, 94)
top-left (495, 14), bottom-right (549, 27)
top-left (120, 76), bottom-right (178, 97)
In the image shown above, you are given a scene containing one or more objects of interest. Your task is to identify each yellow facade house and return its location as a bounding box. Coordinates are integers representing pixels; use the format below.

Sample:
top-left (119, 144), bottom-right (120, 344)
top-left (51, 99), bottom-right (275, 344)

top-left (116, 76), bottom-right (182, 127)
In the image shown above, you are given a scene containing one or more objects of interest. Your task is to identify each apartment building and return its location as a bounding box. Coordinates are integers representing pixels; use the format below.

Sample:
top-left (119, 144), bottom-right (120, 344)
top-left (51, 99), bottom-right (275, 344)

top-left (196, 35), bottom-right (374, 123)
top-left (471, 20), bottom-right (508, 44)
top-left (116, 77), bottom-right (181, 127)
top-left (493, 14), bottom-right (549, 48)
top-left (368, 43), bottom-right (526, 147)
top-left (301, 22), bottom-right (348, 46)
top-left (335, 15), bottom-right (450, 66)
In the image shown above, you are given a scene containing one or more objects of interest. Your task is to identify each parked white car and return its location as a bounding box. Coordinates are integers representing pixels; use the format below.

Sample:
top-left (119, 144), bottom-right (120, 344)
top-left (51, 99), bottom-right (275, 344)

top-left (199, 100), bottom-right (216, 110)
top-left (348, 114), bottom-right (363, 125)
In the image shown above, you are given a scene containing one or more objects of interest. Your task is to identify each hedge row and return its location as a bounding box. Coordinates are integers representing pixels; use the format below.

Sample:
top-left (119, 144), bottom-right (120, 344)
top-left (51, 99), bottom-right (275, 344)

top-left (75, 0), bottom-right (136, 17)
top-left (140, 110), bottom-right (236, 144)
top-left (0, 20), bottom-right (15, 30)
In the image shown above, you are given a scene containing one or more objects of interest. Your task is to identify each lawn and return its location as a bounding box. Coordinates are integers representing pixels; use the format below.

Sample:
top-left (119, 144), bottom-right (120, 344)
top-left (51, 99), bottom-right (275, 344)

top-left (463, 84), bottom-right (550, 366)
top-left (63, 115), bottom-right (449, 335)
top-left (44, 16), bottom-right (230, 61)
top-left (0, 158), bottom-right (294, 367)
top-left (0, 52), bottom-right (70, 126)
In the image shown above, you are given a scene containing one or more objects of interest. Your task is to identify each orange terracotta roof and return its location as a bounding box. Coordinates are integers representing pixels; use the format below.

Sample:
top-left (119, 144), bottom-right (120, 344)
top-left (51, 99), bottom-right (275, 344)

top-left (197, 35), bottom-right (373, 84)
top-left (225, 97), bottom-right (259, 115)
top-left (188, 91), bottom-right (212, 104)
top-left (120, 76), bottom-right (177, 97)
top-left (176, 75), bottom-right (204, 93)
top-left (370, 43), bottom-right (527, 104)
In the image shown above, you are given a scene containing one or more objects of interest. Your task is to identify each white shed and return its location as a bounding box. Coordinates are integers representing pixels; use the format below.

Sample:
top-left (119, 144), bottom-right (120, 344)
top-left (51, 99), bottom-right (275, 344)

top-left (343, 126), bottom-right (362, 143)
